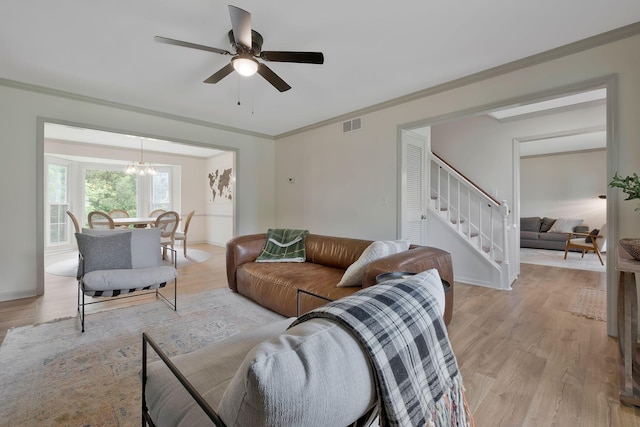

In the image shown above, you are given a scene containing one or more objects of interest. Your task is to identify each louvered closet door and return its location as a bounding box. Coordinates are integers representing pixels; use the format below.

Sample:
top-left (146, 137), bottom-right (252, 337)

top-left (400, 129), bottom-right (428, 245)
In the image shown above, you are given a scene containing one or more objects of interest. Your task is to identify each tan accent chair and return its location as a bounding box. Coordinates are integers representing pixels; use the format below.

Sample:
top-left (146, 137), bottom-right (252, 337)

top-left (66, 210), bottom-right (80, 234)
top-left (174, 210), bottom-right (195, 257)
top-left (88, 211), bottom-right (115, 229)
top-left (564, 223), bottom-right (607, 265)
top-left (156, 211), bottom-right (180, 260)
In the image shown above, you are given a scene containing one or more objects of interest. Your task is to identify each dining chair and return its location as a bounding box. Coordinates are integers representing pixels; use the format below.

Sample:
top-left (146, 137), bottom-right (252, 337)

top-left (149, 209), bottom-right (167, 218)
top-left (148, 209), bottom-right (167, 227)
top-left (66, 210), bottom-right (81, 234)
top-left (174, 210), bottom-right (195, 257)
top-left (109, 209), bottom-right (131, 229)
top-left (88, 211), bottom-right (115, 229)
top-left (155, 211), bottom-right (180, 260)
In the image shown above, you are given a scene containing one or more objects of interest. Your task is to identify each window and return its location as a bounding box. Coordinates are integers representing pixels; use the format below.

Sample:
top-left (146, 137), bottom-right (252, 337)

top-left (150, 170), bottom-right (171, 212)
top-left (83, 165), bottom-right (173, 218)
top-left (47, 163), bottom-right (69, 246)
top-left (85, 168), bottom-right (138, 216)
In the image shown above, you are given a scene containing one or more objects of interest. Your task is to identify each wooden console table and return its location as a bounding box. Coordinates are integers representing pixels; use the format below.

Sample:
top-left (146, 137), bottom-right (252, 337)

top-left (616, 243), bottom-right (640, 406)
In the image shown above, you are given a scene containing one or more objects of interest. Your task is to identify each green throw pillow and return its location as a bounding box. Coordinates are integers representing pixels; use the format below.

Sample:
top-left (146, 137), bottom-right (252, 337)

top-left (255, 229), bottom-right (309, 263)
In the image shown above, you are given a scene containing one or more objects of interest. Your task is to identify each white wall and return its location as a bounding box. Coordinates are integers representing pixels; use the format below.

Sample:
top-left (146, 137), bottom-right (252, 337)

top-left (0, 85), bottom-right (275, 301)
top-left (430, 104), bottom-right (606, 213)
top-left (274, 33), bottom-right (640, 240)
top-left (520, 150), bottom-right (607, 228)
top-left (206, 151), bottom-right (235, 246)
top-left (274, 33), bottom-right (640, 335)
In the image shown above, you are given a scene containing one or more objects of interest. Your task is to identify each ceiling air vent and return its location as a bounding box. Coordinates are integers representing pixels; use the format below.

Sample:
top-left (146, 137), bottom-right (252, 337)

top-left (342, 118), bottom-right (362, 133)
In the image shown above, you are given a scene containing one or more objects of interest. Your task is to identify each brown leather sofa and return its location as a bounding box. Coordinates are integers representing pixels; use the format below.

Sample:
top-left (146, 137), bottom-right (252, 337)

top-left (226, 233), bottom-right (454, 325)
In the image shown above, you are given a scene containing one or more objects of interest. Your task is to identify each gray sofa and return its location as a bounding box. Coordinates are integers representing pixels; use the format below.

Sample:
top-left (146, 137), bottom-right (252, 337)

top-left (520, 216), bottom-right (589, 251)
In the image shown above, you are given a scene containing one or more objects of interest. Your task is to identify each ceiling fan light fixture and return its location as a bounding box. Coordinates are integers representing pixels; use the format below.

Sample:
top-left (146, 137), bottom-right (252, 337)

top-left (232, 56), bottom-right (258, 76)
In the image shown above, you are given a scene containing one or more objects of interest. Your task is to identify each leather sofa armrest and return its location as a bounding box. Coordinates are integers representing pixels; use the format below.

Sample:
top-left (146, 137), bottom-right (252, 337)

top-left (362, 246), bottom-right (453, 287)
top-left (226, 233), bottom-right (266, 292)
top-left (362, 246), bottom-right (454, 325)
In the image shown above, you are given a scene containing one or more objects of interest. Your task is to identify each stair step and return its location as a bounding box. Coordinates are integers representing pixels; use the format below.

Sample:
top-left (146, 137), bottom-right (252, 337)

top-left (450, 218), bottom-right (465, 224)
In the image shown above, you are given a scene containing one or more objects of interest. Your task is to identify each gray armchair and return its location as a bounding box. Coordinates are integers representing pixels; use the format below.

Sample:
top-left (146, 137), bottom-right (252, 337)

top-left (75, 228), bottom-right (177, 332)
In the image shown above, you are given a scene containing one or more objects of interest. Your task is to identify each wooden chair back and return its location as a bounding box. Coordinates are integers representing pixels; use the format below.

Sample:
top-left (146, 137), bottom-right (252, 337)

top-left (88, 211), bottom-right (115, 229)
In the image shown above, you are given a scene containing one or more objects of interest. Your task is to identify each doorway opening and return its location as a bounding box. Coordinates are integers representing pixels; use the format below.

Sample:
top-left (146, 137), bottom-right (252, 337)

top-left (398, 75), bottom-right (617, 331)
top-left (40, 120), bottom-right (237, 295)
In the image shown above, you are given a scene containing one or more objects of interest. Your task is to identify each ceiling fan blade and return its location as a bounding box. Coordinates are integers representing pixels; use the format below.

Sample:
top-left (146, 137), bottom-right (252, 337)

top-left (257, 63), bottom-right (291, 92)
top-left (154, 36), bottom-right (231, 55)
top-left (228, 5), bottom-right (252, 49)
top-left (204, 63), bottom-right (235, 84)
top-left (260, 51), bottom-right (324, 64)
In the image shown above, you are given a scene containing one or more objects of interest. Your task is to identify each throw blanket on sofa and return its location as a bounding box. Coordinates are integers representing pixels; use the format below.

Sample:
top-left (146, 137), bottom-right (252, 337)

top-left (292, 278), bottom-right (472, 427)
top-left (255, 228), bottom-right (309, 262)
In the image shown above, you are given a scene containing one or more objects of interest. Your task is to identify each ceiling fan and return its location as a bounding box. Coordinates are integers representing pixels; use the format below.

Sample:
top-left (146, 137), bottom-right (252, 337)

top-left (154, 5), bottom-right (324, 92)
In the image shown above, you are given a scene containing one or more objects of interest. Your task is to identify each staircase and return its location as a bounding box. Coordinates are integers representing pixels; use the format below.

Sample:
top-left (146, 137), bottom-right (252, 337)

top-left (428, 153), bottom-right (515, 290)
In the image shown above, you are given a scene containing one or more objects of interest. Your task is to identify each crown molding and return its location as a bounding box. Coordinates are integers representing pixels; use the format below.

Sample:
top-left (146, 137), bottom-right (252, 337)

top-left (276, 21), bottom-right (640, 139)
top-left (0, 77), bottom-right (274, 140)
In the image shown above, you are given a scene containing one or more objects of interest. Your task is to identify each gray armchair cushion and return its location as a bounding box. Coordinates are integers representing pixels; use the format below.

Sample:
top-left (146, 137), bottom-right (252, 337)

top-left (75, 232), bottom-right (132, 275)
top-left (82, 266), bottom-right (176, 294)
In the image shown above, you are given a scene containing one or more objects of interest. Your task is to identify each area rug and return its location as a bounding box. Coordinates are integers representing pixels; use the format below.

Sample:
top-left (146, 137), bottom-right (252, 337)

top-left (45, 248), bottom-right (212, 277)
top-left (0, 288), bottom-right (285, 426)
top-left (569, 288), bottom-right (607, 321)
top-left (520, 248), bottom-right (606, 272)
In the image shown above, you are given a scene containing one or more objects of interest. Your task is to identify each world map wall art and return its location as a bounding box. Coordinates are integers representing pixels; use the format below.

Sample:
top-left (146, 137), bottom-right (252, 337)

top-left (208, 168), bottom-right (233, 203)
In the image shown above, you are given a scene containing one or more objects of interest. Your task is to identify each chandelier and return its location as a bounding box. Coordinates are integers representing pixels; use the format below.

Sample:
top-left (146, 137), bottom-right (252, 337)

top-left (124, 138), bottom-right (157, 176)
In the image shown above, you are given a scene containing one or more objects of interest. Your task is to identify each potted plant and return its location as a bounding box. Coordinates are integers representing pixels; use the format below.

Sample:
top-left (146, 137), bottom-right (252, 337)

top-left (610, 172), bottom-right (640, 259)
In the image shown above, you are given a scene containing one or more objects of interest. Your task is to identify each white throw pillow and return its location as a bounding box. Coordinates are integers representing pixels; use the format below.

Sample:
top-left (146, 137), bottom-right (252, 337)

top-left (548, 218), bottom-right (583, 234)
top-left (336, 239), bottom-right (411, 287)
top-left (217, 318), bottom-right (376, 427)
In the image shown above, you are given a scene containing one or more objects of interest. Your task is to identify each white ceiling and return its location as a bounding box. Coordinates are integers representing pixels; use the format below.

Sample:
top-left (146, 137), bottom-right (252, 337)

top-left (3, 1), bottom-right (640, 137)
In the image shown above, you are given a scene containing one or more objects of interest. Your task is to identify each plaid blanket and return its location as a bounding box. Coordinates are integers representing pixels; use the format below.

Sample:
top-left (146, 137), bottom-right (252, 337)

top-left (255, 229), bottom-right (309, 262)
top-left (292, 275), bottom-right (472, 427)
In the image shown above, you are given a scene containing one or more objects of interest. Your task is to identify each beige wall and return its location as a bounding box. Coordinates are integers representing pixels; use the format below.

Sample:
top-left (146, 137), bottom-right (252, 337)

top-left (520, 150), bottom-right (607, 228)
top-left (274, 32), bottom-right (640, 336)
top-left (0, 85), bottom-right (275, 301)
top-left (275, 34), bottom-right (640, 243)
top-left (431, 104), bottom-right (606, 213)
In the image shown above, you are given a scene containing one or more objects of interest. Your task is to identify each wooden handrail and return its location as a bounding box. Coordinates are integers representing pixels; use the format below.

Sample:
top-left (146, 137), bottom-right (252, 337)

top-left (431, 151), bottom-right (501, 206)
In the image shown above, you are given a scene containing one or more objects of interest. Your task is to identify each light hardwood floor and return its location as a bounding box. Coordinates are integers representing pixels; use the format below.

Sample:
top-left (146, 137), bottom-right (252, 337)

top-left (1, 244), bottom-right (639, 426)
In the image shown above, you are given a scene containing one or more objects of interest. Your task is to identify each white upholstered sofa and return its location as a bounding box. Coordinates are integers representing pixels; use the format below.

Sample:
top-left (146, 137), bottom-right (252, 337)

top-left (141, 270), bottom-right (453, 427)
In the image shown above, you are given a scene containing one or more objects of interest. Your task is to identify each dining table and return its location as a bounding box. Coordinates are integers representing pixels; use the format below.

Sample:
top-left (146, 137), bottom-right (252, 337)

top-left (112, 217), bottom-right (162, 228)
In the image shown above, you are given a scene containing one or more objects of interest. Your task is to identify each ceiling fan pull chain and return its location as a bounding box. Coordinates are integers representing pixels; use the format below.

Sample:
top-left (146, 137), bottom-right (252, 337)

top-left (251, 76), bottom-right (255, 115)
top-left (237, 75), bottom-right (241, 106)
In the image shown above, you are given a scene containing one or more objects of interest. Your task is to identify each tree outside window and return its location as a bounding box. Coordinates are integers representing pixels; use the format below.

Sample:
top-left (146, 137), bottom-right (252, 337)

top-left (85, 170), bottom-right (137, 216)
